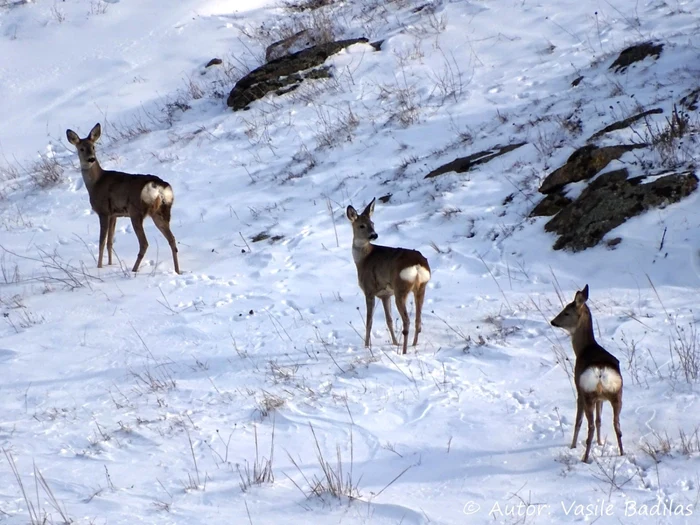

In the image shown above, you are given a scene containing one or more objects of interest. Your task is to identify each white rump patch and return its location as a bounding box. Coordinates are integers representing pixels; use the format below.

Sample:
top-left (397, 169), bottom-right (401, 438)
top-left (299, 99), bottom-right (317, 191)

top-left (399, 265), bottom-right (431, 284)
top-left (579, 367), bottom-right (622, 394)
top-left (141, 182), bottom-right (174, 206)
top-left (161, 184), bottom-right (174, 205)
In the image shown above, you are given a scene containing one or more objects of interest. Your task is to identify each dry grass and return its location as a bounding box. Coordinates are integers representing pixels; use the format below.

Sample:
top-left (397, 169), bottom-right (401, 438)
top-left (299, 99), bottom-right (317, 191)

top-left (237, 424), bottom-right (275, 491)
top-left (286, 423), bottom-right (361, 500)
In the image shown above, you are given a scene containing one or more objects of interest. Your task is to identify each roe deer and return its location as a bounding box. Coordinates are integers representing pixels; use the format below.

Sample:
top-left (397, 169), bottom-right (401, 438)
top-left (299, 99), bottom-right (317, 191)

top-left (551, 285), bottom-right (623, 462)
top-left (66, 123), bottom-right (180, 274)
top-left (346, 198), bottom-right (430, 355)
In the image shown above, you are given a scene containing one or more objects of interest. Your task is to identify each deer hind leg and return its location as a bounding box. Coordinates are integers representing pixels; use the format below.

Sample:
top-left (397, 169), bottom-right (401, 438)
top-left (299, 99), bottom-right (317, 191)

top-left (395, 289), bottom-right (411, 355)
top-left (412, 283), bottom-right (427, 347)
top-left (571, 395), bottom-right (584, 449)
top-left (97, 214), bottom-right (109, 268)
top-left (611, 395), bottom-right (624, 456)
top-left (380, 296), bottom-right (399, 346)
top-left (582, 400), bottom-right (596, 463)
top-left (595, 400), bottom-right (603, 445)
top-left (130, 214), bottom-right (148, 273)
top-left (106, 216), bottom-right (117, 266)
top-left (364, 295), bottom-right (376, 348)
top-left (152, 208), bottom-right (180, 274)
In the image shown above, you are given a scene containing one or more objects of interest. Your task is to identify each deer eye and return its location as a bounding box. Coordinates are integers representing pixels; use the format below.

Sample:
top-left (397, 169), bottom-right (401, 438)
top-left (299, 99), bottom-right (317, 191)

top-left (359, 225), bottom-right (365, 229)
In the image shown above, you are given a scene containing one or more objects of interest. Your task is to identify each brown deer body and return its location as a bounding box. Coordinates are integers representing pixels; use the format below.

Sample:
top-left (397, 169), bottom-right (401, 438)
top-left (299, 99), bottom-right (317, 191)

top-left (67, 123), bottom-right (180, 274)
top-left (346, 198), bottom-right (430, 354)
top-left (551, 285), bottom-right (623, 462)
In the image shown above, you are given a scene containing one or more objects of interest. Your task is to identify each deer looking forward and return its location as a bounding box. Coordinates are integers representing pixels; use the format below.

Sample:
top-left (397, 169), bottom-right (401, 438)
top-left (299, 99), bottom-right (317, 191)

top-left (551, 285), bottom-right (623, 462)
top-left (66, 123), bottom-right (180, 274)
top-left (346, 198), bottom-right (430, 355)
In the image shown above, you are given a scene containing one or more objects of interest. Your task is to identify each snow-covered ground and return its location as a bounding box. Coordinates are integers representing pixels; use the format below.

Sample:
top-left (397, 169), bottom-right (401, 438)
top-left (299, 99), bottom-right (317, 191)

top-left (1, 0), bottom-right (700, 523)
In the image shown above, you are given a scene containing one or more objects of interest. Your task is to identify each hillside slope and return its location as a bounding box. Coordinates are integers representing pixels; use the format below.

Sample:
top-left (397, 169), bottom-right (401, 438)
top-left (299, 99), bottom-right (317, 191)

top-left (1, 0), bottom-right (700, 523)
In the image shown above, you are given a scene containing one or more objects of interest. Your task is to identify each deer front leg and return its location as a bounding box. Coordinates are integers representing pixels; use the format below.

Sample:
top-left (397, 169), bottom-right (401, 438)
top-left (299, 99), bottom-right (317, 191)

top-left (364, 295), bottom-right (375, 348)
top-left (107, 216), bottom-right (117, 265)
top-left (380, 296), bottom-right (399, 346)
top-left (130, 214), bottom-right (148, 273)
top-left (97, 214), bottom-right (109, 268)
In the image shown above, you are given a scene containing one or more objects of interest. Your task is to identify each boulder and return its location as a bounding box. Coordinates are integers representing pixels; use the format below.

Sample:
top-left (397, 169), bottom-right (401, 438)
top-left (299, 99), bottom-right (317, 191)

top-left (545, 168), bottom-right (697, 251)
top-left (227, 38), bottom-right (369, 111)
top-left (609, 41), bottom-right (663, 73)
top-left (538, 144), bottom-right (645, 194)
top-left (424, 143), bottom-right (526, 179)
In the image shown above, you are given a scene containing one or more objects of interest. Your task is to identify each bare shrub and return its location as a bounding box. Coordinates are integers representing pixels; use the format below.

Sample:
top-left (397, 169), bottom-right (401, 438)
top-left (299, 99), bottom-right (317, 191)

top-left (314, 105), bottom-right (359, 149)
top-left (50, 2), bottom-right (66, 23)
top-left (88, 0), bottom-right (109, 16)
top-left (0, 246), bottom-right (102, 292)
top-left (648, 276), bottom-right (700, 383)
top-left (4, 450), bottom-right (72, 525)
top-left (237, 424), bottom-right (275, 491)
top-left (286, 423), bottom-right (361, 500)
top-left (429, 47), bottom-right (469, 104)
top-left (255, 391), bottom-right (285, 419)
top-left (378, 78), bottom-right (420, 127)
top-left (666, 320), bottom-right (700, 383)
top-left (632, 105), bottom-right (697, 168)
top-left (29, 152), bottom-right (65, 188)
top-left (642, 427), bottom-right (700, 462)
top-left (103, 116), bottom-right (153, 143)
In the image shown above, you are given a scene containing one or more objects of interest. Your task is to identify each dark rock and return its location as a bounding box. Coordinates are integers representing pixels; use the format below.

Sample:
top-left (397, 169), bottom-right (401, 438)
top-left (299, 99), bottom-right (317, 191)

top-left (605, 237), bottom-right (622, 249)
top-left (609, 41), bottom-right (663, 73)
top-left (378, 193), bottom-right (392, 203)
top-left (680, 88), bottom-right (700, 111)
top-left (227, 38), bottom-right (369, 110)
top-left (251, 232), bottom-right (270, 242)
top-left (287, 0), bottom-right (332, 10)
top-left (538, 144), bottom-right (646, 194)
top-left (530, 192), bottom-right (572, 217)
top-left (205, 58), bottom-right (223, 68)
top-left (588, 108), bottom-right (663, 141)
top-left (545, 168), bottom-right (698, 251)
top-left (424, 142), bottom-right (526, 179)
top-left (571, 76), bottom-right (583, 87)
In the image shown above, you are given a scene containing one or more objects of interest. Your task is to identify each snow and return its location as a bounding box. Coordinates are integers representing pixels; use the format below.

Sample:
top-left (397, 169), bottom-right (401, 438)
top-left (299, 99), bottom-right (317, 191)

top-left (1, 0), bottom-right (700, 523)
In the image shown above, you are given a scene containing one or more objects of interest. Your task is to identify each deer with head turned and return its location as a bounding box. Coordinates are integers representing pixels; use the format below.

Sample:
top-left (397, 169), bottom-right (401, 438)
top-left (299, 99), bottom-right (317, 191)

top-left (66, 123), bottom-right (180, 274)
top-left (346, 198), bottom-right (430, 355)
top-left (551, 285), bottom-right (623, 462)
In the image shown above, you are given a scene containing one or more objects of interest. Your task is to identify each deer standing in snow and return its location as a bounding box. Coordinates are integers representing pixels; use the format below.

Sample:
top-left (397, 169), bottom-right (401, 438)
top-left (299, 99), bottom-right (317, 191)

top-left (346, 198), bottom-right (430, 355)
top-left (66, 123), bottom-right (180, 274)
top-left (550, 285), bottom-right (623, 462)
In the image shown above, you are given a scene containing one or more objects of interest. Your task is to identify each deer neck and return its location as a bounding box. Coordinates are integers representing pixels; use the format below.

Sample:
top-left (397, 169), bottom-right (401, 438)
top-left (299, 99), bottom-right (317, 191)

top-left (81, 161), bottom-right (104, 193)
top-left (571, 306), bottom-right (596, 357)
top-left (351, 240), bottom-right (374, 267)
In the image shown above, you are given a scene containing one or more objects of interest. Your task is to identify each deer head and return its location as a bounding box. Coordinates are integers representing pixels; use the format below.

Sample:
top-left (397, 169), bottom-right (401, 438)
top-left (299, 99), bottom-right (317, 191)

top-left (346, 198), bottom-right (378, 248)
top-left (66, 123), bottom-right (101, 170)
top-left (550, 284), bottom-right (589, 334)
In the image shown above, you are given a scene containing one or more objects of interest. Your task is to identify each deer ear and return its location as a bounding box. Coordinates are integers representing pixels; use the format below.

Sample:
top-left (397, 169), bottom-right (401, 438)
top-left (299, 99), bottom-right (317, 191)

top-left (575, 284), bottom-right (589, 305)
top-left (362, 197), bottom-right (376, 217)
top-left (66, 129), bottom-right (80, 146)
top-left (346, 205), bottom-right (358, 222)
top-left (89, 123), bottom-right (101, 142)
